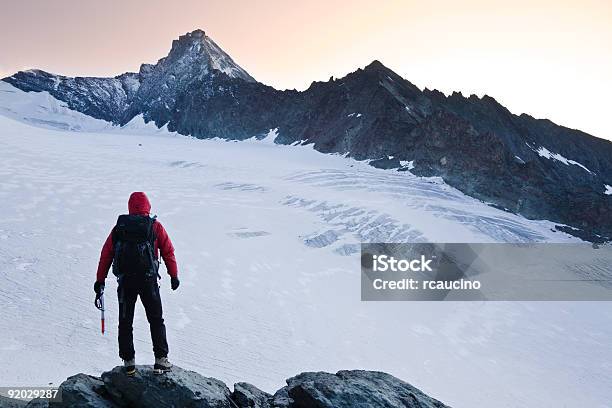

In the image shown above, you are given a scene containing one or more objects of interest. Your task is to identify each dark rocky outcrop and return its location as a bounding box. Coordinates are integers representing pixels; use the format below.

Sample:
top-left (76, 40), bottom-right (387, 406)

top-left (277, 370), bottom-right (449, 408)
top-left (0, 395), bottom-right (28, 408)
top-left (101, 365), bottom-right (232, 408)
top-left (4, 29), bottom-right (611, 241)
top-left (11, 366), bottom-right (449, 408)
top-left (232, 382), bottom-right (273, 408)
top-left (15, 374), bottom-right (117, 408)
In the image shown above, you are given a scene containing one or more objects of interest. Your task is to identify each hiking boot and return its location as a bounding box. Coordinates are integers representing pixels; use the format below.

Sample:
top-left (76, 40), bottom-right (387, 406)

top-left (124, 358), bottom-right (136, 376)
top-left (153, 356), bottom-right (172, 375)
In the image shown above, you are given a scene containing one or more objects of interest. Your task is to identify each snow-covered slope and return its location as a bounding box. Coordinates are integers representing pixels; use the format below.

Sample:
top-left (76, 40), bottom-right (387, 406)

top-left (0, 82), bottom-right (175, 136)
top-left (0, 98), bottom-right (610, 408)
top-left (198, 31), bottom-right (255, 81)
top-left (0, 81), bottom-right (112, 132)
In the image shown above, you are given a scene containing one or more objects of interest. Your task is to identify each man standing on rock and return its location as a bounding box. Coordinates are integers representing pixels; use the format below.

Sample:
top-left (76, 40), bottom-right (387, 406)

top-left (94, 192), bottom-right (180, 376)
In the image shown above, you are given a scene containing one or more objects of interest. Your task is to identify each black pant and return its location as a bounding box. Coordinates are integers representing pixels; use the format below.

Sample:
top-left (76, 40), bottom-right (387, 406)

top-left (117, 278), bottom-right (168, 360)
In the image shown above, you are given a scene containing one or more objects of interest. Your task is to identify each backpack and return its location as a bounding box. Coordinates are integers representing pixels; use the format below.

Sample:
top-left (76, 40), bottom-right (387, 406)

top-left (111, 214), bottom-right (159, 280)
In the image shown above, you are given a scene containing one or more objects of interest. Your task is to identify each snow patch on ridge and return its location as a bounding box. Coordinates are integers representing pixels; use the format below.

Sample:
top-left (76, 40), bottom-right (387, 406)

top-left (400, 160), bottom-right (415, 170)
top-left (529, 143), bottom-right (593, 174)
top-left (205, 36), bottom-right (252, 80)
top-left (119, 114), bottom-right (177, 136)
top-left (260, 127), bottom-right (279, 144)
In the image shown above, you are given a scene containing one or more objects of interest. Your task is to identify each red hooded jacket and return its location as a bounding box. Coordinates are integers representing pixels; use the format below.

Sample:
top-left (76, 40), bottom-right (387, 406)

top-left (96, 192), bottom-right (178, 282)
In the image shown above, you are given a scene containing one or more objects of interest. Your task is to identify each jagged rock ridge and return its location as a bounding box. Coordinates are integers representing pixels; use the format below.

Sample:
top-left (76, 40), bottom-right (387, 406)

top-left (3, 29), bottom-right (612, 241)
top-left (15, 365), bottom-right (450, 408)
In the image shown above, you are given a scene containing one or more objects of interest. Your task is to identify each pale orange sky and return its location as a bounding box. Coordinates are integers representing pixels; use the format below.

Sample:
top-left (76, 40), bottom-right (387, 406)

top-left (1, 0), bottom-right (611, 140)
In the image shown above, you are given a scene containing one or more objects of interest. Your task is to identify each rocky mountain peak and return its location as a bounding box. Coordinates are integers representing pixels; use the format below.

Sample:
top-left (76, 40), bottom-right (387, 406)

top-left (4, 30), bottom-right (611, 242)
top-left (163, 29), bottom-right (255, 82)
top-left (363, 59), bottom-right (388, 72)
top-left (168, 29), bottom-right (207, 58)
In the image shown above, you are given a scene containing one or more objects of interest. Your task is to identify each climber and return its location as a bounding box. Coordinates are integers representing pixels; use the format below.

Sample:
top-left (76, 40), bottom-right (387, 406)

top-left (94, 192), bottom-right (179, 376)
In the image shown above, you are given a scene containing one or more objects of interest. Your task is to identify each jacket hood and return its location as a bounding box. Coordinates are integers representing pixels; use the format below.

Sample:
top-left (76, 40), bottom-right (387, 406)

top-left (128, 192), bottom-right (151, 215)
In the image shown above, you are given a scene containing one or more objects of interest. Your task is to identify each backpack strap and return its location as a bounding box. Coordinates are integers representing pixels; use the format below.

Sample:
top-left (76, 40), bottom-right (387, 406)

top-left (148, 215), bottom-right (157, 244)
top-left (147, 215), bottom-right (161, 279)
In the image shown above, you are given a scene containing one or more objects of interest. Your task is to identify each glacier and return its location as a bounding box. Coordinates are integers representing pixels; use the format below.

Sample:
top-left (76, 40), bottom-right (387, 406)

top-left (0, 83), bottom-right (611, 408)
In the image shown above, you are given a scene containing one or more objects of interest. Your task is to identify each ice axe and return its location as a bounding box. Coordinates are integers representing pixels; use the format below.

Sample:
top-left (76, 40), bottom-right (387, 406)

top-left (95, 290), bottom-right (105, 335)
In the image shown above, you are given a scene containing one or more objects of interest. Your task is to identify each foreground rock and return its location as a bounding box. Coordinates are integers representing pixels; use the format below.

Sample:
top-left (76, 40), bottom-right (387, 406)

top-left (275, 371), bottom-right (448, 408)
top-left (14, 366), bottom-right (449, 408)
top-left (102, 365), bottom-right (232, 408)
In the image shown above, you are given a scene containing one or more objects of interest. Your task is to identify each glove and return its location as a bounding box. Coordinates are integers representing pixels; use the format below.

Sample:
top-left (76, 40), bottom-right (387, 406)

top-left (171, 277), bottom-right (180, 291)
top-left (94, 281), bottom-right (105, 295)
top-left (94, 281), bottom-right (105, 310)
